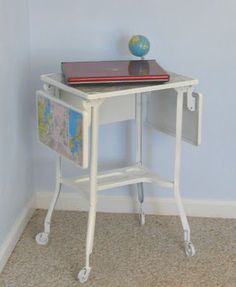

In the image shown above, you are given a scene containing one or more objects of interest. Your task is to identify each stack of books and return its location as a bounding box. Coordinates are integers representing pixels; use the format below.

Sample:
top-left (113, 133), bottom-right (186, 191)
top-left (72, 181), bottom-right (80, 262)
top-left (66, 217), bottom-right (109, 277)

top-left (61, 59), bottom-right (169, 85)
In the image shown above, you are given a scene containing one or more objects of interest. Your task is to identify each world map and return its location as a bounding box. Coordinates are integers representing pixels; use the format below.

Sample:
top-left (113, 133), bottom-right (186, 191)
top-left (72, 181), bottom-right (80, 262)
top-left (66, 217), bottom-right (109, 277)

top-left (38, 95), bottom-right (83, 166)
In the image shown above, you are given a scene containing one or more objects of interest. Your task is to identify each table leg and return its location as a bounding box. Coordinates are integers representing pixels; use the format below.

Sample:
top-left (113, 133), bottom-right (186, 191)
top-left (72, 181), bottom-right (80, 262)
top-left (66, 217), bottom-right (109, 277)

top-left (35, 156), bottom-right (62, 245)
top-left (78, 104), bottom-right (99, 283)
top-left (174, 89), bottom-right (195, 256)
top-left (136, 93), bottom-right (145, 225)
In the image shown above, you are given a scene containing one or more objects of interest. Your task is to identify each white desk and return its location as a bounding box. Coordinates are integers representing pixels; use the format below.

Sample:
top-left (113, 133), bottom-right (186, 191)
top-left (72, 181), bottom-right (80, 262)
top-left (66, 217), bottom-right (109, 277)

top-left (35, 72), bottom-right (202, 283)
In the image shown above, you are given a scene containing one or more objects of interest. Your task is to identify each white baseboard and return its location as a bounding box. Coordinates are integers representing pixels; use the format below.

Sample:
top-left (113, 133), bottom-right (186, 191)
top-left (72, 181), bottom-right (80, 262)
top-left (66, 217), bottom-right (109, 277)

top-left (0, 195), bottom-right (35, 273)
top-left (35, 191), bottom-right (236, 219)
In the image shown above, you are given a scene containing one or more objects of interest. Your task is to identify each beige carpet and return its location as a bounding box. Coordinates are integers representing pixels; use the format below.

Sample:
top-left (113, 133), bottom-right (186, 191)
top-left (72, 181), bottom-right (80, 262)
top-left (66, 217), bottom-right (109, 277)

top-left (1, 210), bottom-right (236, 287)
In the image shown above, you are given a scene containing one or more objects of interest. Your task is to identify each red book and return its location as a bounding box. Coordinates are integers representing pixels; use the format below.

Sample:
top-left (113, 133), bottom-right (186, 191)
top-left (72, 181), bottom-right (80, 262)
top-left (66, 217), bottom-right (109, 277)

top-left (61, 60), bottom-right (169, 85)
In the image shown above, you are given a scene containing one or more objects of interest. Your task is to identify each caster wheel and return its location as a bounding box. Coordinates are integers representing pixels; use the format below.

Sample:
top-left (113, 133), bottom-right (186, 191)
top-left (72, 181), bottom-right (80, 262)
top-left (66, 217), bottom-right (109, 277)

top-left (184, 241), bottom-right (196, 257)
top-left (139, 211), bottom-right (145, 225)
top-left (77, 267), bottom-right (91, 283)
top-left (35, 232), bottom-right (49, 245)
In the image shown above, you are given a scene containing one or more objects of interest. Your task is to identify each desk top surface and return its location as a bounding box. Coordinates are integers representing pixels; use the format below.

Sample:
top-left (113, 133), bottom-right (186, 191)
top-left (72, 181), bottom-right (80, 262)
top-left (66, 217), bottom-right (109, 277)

top-left (41, 72), bottom-right (198, 100)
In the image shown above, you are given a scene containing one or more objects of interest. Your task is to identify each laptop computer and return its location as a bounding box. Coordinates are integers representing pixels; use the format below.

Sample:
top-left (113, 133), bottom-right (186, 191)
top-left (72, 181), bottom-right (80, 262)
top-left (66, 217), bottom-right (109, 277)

top-left (61, 60), bottom-right (169, 85)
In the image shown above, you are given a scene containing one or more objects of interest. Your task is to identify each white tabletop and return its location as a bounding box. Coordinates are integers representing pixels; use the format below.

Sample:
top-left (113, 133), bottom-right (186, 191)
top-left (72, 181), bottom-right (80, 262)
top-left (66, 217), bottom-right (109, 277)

top-left (41, 72), bottom-right (198, 101)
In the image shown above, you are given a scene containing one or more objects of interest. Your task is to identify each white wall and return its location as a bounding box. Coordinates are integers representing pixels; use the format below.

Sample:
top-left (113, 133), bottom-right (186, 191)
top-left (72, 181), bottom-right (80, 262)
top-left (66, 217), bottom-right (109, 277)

top-left (0, 0), bottom-right (33, 246)
top-left (30, 1), bottom-right (236, 201)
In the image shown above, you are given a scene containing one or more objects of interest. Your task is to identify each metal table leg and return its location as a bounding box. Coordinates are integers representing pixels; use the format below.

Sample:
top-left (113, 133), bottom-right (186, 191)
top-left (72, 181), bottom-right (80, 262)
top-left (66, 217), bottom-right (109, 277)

top-left (35, 156), bottom-right (62, 245)
top-left (78, 103), bottom-right (100, 283)
top-left (136, 93), bottom-right (145, 225)
top-left (174, 89), bottom-right (195, 256)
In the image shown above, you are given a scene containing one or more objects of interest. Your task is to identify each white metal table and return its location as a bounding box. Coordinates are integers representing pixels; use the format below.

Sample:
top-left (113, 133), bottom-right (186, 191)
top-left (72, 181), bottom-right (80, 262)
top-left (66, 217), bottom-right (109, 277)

top-left (35, 72), bottom-right (202, 283)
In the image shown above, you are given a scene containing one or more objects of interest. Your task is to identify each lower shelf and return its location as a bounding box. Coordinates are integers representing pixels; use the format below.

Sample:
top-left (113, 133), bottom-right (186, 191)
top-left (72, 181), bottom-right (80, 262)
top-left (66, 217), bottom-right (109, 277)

top-left (61, 165), bottom-right (173, 194)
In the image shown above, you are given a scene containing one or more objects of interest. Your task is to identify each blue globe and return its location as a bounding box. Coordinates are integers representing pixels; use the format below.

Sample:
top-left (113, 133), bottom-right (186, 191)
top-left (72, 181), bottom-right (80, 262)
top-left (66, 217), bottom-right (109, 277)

top-left (129, 35), bottom-right (150, 58)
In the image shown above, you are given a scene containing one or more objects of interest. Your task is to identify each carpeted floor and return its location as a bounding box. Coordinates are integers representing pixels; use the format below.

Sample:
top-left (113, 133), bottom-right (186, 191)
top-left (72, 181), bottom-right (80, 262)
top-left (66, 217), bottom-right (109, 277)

top-left (1, 209), bottom-right (236, 287)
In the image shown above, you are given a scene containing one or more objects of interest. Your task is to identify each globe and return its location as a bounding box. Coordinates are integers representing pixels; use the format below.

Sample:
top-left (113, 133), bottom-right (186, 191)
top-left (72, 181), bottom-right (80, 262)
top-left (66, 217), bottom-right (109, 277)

top-left (129, 35), bottom-right (150, 58)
